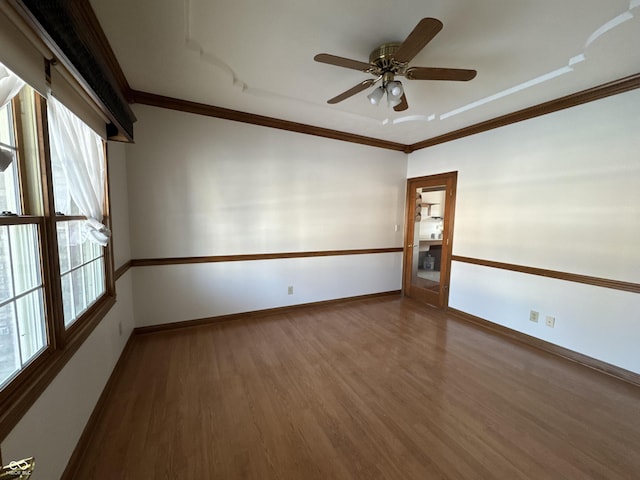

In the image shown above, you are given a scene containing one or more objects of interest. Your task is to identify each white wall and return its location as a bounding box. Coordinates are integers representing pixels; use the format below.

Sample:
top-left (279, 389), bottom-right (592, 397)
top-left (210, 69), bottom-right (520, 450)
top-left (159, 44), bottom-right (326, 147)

top-left (127, 105), bottom-right (407, 326)
top-left (408, 89), bottom-right (640, 373)
top-left (0, 142), bottom-right (135, 479)
top-left (108, 141), bottom-right (132, 269)
top-left (134, 253), bottom-right (402, 327)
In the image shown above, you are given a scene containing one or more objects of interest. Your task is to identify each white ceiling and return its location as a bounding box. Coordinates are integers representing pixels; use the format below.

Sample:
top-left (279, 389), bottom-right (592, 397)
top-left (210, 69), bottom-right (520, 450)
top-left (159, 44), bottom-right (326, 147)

top-left (90, 0), bottom-right (640, 145)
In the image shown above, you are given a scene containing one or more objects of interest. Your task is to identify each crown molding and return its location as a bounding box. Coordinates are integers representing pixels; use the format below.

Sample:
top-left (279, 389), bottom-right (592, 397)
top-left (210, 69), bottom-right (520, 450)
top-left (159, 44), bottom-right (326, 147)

top-left (131, 90), bottom-right (409, 152)
top-left (407, 72), bottom-right (640, 152)
top-left (132, 72), bottom-right (640, 153)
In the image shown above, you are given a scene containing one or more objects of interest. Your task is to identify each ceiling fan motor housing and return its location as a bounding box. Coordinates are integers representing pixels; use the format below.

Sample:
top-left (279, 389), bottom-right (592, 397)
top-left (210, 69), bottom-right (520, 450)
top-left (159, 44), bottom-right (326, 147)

top-left (369, 43), bottom-right (406, 75)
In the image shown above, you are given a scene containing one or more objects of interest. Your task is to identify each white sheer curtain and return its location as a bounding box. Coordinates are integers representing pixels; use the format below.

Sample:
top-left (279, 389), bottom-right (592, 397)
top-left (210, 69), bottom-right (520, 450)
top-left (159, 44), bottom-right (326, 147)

top-left (0, 62), bottom-right (24, 175)
top-left (47, 96), bottom-right (111, 246)
top-left (0, 62), bottom-right (24, 108)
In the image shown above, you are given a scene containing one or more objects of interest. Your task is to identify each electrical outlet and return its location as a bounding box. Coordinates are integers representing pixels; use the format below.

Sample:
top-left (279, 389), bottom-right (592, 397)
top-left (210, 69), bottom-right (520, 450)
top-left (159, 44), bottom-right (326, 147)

top-left (529, 310), bottom-right (539, 323)
top-left (288, 285), bottom-right (294, 295)
top-left (545, 316), bottom-right (555, 328)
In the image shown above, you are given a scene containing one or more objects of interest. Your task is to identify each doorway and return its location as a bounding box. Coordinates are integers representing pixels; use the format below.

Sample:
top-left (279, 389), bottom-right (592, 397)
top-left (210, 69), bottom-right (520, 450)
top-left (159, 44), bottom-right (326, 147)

top-left (403, 172), bottom-right (457, 308)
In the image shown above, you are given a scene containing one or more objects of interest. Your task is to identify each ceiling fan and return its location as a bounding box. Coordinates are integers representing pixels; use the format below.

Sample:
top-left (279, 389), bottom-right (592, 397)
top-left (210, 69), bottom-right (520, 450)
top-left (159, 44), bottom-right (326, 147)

top-left (314, 18), bottom-right (477, 111)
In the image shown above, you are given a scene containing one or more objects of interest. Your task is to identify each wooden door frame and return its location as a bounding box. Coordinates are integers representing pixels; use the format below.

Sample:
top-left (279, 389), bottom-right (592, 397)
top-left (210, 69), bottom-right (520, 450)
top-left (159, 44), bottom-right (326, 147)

top-left (402, 171), bottom-right (458, 309)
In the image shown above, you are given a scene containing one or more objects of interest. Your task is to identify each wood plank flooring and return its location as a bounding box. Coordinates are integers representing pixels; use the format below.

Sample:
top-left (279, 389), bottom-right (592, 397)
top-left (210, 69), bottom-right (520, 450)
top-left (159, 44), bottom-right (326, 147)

top-left (74, 296), bottom-right (640, 479)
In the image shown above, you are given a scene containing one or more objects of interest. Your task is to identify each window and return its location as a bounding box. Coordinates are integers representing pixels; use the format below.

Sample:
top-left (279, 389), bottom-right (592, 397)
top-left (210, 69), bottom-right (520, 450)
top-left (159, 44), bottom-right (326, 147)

top-left (49, 96), bottom-right (109, 328)
top-left (56, 220), bottom-right (106, 327)
top-left (0, 62), bottom-right (114, 433)
top-left (0, 88), bottom-right (47, 390)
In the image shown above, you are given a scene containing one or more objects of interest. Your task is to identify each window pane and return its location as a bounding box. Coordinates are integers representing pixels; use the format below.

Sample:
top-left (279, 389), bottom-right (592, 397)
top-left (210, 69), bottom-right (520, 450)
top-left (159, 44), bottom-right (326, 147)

top-left (82, 235), bottom-right (102, 263)
top-left (0, 226), bottom-right (14, 303)
top-left (61, 273), bottom-right (74, 326)
top-left (16, 288), bottom-right (46, 364)
top-left (71, 267), bottom-right (86, 320)
top-left (58, 217), bottom-right (106, 329)
top-left (9, 224), bottom-right (42, 295)
top-left (56, 221), bottom-right (70, 273)
top-left (61, 257), bottom-right (105, 328)
top-left (50, 145), bottom-right (81, 216)
top-left (0, 302), bottom-right (20, 388)
top-left (87, 258), bottom-right (105, 302)
top-left (68, 222), bottom-right (83, 269)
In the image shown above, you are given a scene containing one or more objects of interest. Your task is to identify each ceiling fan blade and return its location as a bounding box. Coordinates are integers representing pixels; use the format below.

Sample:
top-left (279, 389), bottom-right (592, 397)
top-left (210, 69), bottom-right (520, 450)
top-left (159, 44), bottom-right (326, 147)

top-left (405, 67), bottom-right (477, 81)
top-left (394, 18), bottom-right (443, 64)
top-left (327, 79), bottom-right (376, 104)
top-left (314, 53), bottom-right (372, 72)
top-left (393, 93), bottom-right (409, 112)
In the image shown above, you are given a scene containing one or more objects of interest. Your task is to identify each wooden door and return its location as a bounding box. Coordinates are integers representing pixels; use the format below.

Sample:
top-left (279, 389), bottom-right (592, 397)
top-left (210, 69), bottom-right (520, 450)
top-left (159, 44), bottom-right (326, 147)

top-left (403, 172), bottom-right (457, 308)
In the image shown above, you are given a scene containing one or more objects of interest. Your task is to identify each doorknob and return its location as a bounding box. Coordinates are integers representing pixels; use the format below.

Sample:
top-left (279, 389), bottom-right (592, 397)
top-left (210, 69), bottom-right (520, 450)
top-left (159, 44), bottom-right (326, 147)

top-left (407, 244), bottom-right (418, 248)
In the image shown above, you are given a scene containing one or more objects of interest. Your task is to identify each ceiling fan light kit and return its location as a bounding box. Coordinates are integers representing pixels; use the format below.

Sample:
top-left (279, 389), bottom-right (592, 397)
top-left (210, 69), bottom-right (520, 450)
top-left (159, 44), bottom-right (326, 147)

top-left (314, 18), bottom-right (477, 112)
top-left (387, 81), bottom-right (403, 98)
top-left (367, 86), bottom-right (385, 105)
top-left (366, 70), bottom-right (404, 107)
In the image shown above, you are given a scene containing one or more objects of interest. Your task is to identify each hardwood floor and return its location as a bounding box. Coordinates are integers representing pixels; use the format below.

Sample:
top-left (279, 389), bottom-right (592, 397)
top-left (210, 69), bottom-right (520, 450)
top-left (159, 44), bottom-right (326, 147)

top-left (74, 296), bottom-right (640, 479)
